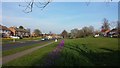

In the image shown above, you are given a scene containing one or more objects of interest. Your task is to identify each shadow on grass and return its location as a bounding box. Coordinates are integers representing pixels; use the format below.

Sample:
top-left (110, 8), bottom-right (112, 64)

top-left (65, 45), bottom-right (119, 66)
top-left (99, 48), bottom-right (115, 52)
top-left (30, 49), bottom-right (63, 66)
top-left (85, 50), bottom-right (119, 66)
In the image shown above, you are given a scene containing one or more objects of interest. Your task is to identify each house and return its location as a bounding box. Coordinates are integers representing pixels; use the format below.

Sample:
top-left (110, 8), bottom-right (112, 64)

top-left (51, 34), bottom-right (62, 39)
top-left (31, 32), bottom-right (38, 37)
top-left (101, 28), bottom-right (118, 38)
top-left (0, 25), bottom-right (11, 38)
top-left (9, 26), bottom-right (30, 38)
top-left (108, 28), bottom-right (118, 38)
top-left (101, 29), bottom-right (110, 37)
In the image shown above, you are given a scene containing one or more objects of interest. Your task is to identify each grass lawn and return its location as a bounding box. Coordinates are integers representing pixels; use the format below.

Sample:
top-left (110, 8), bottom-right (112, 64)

top-left (65, 37), bottom-right (118, 52)
top-left (35, 37), bottom-right (119, 66)
top-left (57, 37), bottom-right (119, 66)
top-left (2, 40), bottom-right (53, 56)
top-left (3, 37), bottom-right (119, 66)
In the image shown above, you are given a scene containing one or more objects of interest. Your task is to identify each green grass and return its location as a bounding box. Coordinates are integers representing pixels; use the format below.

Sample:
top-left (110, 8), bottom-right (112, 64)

top-left (3, 41), bottom-right (59, 66)
top-left (3, 37), bottom-right (119, 66)
top-left (37, 37), bottom-right (119, 66)
top-left (52, 37), bottom-right (119, 66)
top-left (3, 40), bottom-right (53, 56)
top-left (65, 37), bottom-right (118, 52)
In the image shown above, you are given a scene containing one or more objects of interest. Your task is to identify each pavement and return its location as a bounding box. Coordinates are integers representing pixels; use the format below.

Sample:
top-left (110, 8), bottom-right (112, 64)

top-left (2, 41), bottom-right (55, 64)
top-left (2, 40), bottom-right (53, 51)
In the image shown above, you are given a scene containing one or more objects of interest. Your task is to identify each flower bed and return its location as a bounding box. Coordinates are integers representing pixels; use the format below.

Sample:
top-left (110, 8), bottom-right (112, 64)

top-left (41, 40), bottom-right (64, 66)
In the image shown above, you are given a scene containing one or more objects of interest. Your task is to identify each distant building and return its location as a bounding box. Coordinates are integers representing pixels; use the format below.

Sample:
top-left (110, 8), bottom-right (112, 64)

top-left (0, 25), bottom-right (11, 38)
top-left (31, 32), bottom-right (37, 37)
top-left (101, 29), bottom-right (110, 37)
top-left (108, 28), bottom-right (118, 38)
top-left (101, 28), bottom-right (118, 38)
top-left (9, 26), bottom-right (30, 37)
top-left (42, 33), bottom-right (62, 39)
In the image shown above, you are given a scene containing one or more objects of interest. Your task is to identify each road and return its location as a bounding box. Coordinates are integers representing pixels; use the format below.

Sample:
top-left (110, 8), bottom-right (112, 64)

top-left (2, 41), bottom-right (55, 64)
top-left (2, 39), bottom-right (53, 51)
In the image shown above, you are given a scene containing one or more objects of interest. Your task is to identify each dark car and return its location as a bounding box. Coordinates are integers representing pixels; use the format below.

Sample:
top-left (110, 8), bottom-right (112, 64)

top-left (41, 38), bottom-right (49, 41)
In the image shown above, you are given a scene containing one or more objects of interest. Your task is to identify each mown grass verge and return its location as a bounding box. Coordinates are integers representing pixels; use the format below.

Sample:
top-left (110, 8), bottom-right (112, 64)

top-left (3, 41), bottom-right (60, 66)
top-left (3, 38), bottom-right (119, 66)
top-left (3, 40), bottom-right (53, 56)
top-left (34, 37), bottom-right (119, 66)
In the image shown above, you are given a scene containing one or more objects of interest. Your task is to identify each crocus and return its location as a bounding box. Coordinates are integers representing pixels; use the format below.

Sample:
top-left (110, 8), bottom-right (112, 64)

top-left (59, 40), bottom-right (64, 47)
top-left (43, 40), bottom-right (65, 66)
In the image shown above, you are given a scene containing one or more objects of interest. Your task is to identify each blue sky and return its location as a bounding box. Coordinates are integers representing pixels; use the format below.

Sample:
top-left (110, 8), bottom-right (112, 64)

top-left (1, 2), bottom-right (118, 34)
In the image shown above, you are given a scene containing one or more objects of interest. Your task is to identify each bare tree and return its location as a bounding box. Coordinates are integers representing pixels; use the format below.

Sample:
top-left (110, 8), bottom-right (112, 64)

top-left (71, 28), bottom-right (79, 38)
top-left (88, 26), bottom-right (94, 35)
top-left (78, 29), bottom-right (85, 38)
top-left (19, 0), bottom-right (52, 13)
top-left (82, 26), bottom-right (90, 36)
top-left (70, 26), bottom-right (94, 38)
top-left (33, 29), bottom-right (42, 36)
top-left (101, 18), bottom-right (110, 32)
top-left (19, 0), bottom-right (114, 13)
top-left (61, 30), bottom-right (68, 38)
top-left (94, 29), bottom-right (101, 35)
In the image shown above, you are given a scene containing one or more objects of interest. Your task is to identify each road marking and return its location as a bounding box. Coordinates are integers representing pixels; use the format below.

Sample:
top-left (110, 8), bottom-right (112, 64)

top-left (2, 41), bottom-right (54, 64)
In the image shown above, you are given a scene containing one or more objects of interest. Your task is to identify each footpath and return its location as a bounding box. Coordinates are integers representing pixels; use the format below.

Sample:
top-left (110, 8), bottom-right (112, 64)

top-left (2, 41), bottom-right (54, 64)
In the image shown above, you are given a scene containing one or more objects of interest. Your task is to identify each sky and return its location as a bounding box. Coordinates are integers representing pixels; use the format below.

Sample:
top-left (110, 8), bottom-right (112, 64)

top-left (1, 2), bottom-right (118, 34)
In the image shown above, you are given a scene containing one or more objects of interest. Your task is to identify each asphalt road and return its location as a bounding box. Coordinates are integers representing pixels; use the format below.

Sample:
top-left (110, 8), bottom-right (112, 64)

top-left (2, 42), bottom-right (54, 64)
top-left (2, 40), bottom-right (53, 51)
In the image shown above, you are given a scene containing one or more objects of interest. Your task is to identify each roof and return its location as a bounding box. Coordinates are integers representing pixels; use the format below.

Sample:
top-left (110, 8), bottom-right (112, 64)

top-left (110, 28), bottom-right (117, 32)
top-left (9, 26), bottom-right (29, 33)
top-left (0, 25), bottom-right (10, 31)
top-left (105, 29), bottom-right (110, 33)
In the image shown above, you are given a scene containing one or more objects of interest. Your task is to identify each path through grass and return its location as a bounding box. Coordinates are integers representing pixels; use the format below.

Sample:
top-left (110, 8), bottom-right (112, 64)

top-left (3, 40), bottom-right (53, 56)
top-left (3, 41), bottom-right (60, 66)
top-left (3, 38), bottom-right (119, 66)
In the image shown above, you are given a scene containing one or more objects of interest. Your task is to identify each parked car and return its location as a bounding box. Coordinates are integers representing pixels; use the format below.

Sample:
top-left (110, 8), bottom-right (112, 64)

top-left (41, 38), bottom-right (45, 41)
top-left (18, 36), bottom-right (23, 39)
top-left (94, 34), bottom-right (99, 38)
top-left (10, 36), bottom-right (20, 39)
top-left (41, 38), bottom-right (49, 41)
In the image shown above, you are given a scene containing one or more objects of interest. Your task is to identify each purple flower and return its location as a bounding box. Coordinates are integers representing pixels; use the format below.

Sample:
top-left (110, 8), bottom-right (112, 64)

top-left (43, 40), bottom-right (65, 65)
top-left (59, 40), bottom-right (64, 47)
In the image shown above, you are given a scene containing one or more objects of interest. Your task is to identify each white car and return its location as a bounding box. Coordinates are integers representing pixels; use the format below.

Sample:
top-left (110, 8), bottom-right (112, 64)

top-left (10, 36), bottom-right (20, 39)
top-left (94, 34), bottom-right (99, 38)
top-left (41, 38), bottom-right (45, 41)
